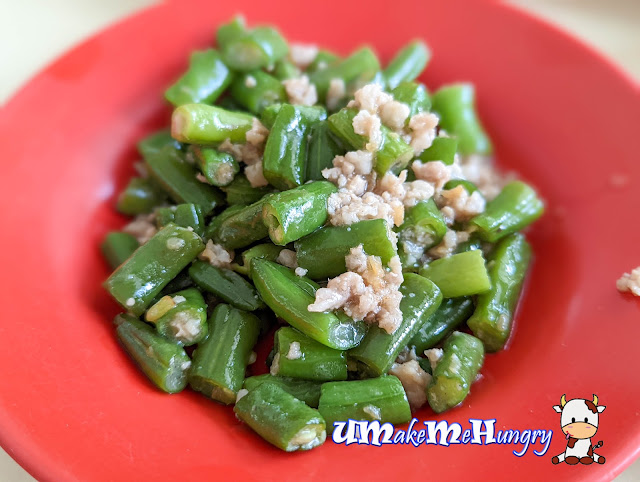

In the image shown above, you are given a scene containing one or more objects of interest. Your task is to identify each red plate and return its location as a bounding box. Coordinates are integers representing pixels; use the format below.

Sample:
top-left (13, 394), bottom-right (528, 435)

top-left (1, 0), bottom-right (639, 480)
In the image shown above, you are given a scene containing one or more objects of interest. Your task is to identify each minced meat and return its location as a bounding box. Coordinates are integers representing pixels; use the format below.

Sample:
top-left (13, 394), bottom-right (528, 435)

top-left (326, 190), bottom-right (404, 227)
top-left (308, 245), bottom-right (404, 333)
top-left (283, 75), bottom-right (317, 106)
top-left (349, 83), bottom-right (393, 114)
top-left (407, 112), bottom-right (439, 155)
top-left (199, 240), bottom-right (234, 268)
top-left (424, 348), bottom-right (443, 372)
top-left (245, 118), bottom-right (269, 147)
top-left (289, 43), bottom-right (318, 69)
top-left (412, 160), bottom-right (453, 191)
top-left (427, 230), bottom-right (470, 259)
top-left (244, 161), bottom-right (269, 188)
top-left (123, 213), bottom-right (157, 244)
top-left (276, 249), bottom-right (298, 269)
top-left (352, 110), bottom-right (382, 152)
top-left (218, 118), bottom-right (269, 168)
top-left (389, 360), bottom-right (431, 410)
top-left (322, 150), bottom-right (374, 196)
top-left (286, 341), bottom-right (302, 360)
top-left (438, 185), bottom-right (486, 221)
top-left (617, 267), bottom-right (640, 296)
top-left (380, 101), bottom-right (410, 131)
top-left (326, 78), bottom-right (346, 111)
top-left (459, 154), bottom-right (510, 201)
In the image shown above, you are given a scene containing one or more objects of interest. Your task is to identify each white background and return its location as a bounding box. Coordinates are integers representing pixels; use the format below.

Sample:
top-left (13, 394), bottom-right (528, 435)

top-left (0, 0), bottom-right (638, 480)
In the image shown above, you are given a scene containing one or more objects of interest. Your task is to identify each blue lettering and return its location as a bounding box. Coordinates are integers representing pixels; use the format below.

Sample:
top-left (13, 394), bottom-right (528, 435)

top-left (424, 420), bottom-right (462, 446)
top-left (331, 418), bottom-right (553, 457)
top-left (469, 419), bottom-right (496, 444)
top-left (496, 430), bottom-right (519, 445)
top-left (331, 419), bottom-right (358, 445)
top-left (393, 430), bottom-right (406, 444)
top-left (534, 430), bottom-right (553, 456)
top-left (513, 430), bottom-right (531, 457)
top-left (356, 421), bottom-right (394, 446)
top-left (331, 421), bottom-right (350, 444)
top-left (406, 418), bottom-right (419, 446)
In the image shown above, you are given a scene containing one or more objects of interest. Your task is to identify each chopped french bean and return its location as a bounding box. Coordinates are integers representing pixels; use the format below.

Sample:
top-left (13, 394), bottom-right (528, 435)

top-left (115, 313), bottom-right (191, 394)
top-left (221, 26), bottom-right (288, 71)
top-left (101, 232), bottom-right (139, 269)
top-left (272, 326), bottom-right (348, 381)
top-left (243, 374), bottom-right (322, 408)
top-left (251, 259), bottom-right (367, 350)
top-left (426, 331), bottom-right (484, 413)
top-left (229, 70), bottom-right (286, 114)
top-left (116, 177), bottom-right (166, 215)
top-left (235, 243), bottom-right (284, 275)
top-left (383, 41), bottom-right (430, 90)
top-left (104, 224), bottom-right (204, 316)
top-left (391, 81), bottom-right (431, 118)
top-left (295, 219), bottom-right (398, 279)
top-left (417, 136), bottom-right (459, 165)
top-left (318, 376), bottom-right (411, 433)
top-left (431, 83), bottom-right (492, 155)
top-left (467, 233), bottom-right (531, 352)
top-left (409, 297), bottom-right (475, 353)
top-left (189, 260), bottom-right (264, 312)
top-left (190, 145), bottom-right (239, 187)
top-left (306, 120), bottom-right (347, 181)
top-left (419, 249), bottom-right (491, 298)
top-left (215, 15), bottom-right (247, 50)
top-left (305, 49), bottom-right (339, 75)
top-left (263, 104), bottom-right (326, 190)
top-left (262, 181), bottom-right (336, 245)
top-left (190, 304), bottom-right (261, 404)
top-left (470, 181), bottom-right (544, 242)
top-left (273, 59), bottom-right (301, 80)
top-left (137, 129), bottom-right (182, 158)
top-left (443, 179), bottom-right (478, 194)
top-left (209, 195), bottom-right (273, 249)
top-left (220, 173), bottom-right (274, 205)
top-left (396, 199), bottom-right (447, 268)
top-left (145, 287), bottom-right (208, 346)
top-left (155, 203), bottom-right (205, 236)
top-left (144, 145), bottom-right (224, 215)
top-left (165, 49), bottom-right (233, 106)
top-left (234, 382), bottom-right (326, 451)
top-left (171, 104), bottom-right (255, 144)
top-left (310, 47), bottom-right (380, 102)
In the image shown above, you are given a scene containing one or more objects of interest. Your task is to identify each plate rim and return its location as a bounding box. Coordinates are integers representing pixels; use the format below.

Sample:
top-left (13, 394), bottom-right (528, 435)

top-left (0, 1), bottom-right (639, 481)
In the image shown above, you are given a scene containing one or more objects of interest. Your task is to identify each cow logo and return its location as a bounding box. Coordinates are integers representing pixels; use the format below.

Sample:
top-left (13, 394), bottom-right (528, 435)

top-left (551, 394), bottom-right (606, 465)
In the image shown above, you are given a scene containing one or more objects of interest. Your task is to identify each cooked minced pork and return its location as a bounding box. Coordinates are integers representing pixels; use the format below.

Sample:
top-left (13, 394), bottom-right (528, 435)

top-left (308, 245), bottom-right (404, 333)
top-left (617, 267), bottom-right (640, 296)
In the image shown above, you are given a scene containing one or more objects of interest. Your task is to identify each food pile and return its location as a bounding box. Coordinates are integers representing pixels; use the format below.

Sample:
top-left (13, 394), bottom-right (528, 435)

top-left (101, 16), bottom-right (544, 451)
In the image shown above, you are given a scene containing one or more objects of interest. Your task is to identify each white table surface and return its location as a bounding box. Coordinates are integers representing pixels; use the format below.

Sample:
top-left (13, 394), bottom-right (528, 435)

top-left (1, 1), bottom-right (638, 480)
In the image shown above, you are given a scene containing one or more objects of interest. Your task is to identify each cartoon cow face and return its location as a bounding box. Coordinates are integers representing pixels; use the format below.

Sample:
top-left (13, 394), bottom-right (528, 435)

top-left (553, 395), bottom-right (606, 439)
